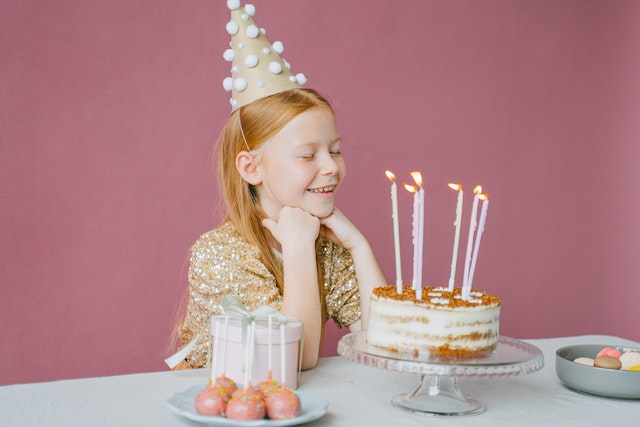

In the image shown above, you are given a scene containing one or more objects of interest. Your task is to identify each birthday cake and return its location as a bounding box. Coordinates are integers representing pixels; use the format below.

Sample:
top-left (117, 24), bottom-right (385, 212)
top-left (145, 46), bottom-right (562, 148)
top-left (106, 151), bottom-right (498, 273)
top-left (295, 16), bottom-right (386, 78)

top-left (367, 285), bottom-right (500, 357)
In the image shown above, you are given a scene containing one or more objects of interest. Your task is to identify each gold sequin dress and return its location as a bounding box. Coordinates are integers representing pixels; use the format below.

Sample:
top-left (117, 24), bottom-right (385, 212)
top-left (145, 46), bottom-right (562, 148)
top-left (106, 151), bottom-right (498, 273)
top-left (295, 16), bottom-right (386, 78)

top-left (178, 221), bottom-right (361, 368)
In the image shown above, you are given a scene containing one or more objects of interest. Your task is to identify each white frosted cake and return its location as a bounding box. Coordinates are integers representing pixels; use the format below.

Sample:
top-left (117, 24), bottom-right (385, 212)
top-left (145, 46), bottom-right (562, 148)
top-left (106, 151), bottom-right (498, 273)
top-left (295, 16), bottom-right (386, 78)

top-left (367, 285), bottom-right (500, 357)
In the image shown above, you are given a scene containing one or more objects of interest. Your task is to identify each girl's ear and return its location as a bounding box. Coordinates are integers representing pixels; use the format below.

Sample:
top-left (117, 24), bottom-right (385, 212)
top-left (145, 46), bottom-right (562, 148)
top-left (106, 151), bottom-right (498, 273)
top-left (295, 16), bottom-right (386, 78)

top-left (236, 151), bottom-right (262, 185)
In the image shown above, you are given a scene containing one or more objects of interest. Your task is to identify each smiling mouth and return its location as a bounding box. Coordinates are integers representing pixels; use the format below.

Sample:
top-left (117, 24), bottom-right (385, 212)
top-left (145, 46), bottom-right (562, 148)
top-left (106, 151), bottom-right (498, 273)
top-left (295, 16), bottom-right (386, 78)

top-left (308, 185), bottom-right (336, 194)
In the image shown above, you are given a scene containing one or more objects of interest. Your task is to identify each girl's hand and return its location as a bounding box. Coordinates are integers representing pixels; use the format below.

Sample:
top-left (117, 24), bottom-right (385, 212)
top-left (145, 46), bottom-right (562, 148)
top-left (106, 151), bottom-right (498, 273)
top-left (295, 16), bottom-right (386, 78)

top-left (262, 206), bottom-right (320, 251)
top-left (319, 207), bottom-right (366, 252)
top-left (171, 360), bottom-right (192, 371)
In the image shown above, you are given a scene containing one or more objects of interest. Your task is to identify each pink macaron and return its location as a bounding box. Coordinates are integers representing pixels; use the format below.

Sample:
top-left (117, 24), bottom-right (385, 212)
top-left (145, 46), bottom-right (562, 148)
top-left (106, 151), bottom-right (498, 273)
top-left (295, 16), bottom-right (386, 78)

top-left (596, 347), bottom-right (622, 359)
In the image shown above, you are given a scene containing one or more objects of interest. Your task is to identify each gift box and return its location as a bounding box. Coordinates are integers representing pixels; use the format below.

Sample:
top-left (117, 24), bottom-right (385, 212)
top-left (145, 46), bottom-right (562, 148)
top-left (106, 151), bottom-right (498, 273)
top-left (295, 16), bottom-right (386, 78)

top-left (212, 318), bottom-right (302, 389)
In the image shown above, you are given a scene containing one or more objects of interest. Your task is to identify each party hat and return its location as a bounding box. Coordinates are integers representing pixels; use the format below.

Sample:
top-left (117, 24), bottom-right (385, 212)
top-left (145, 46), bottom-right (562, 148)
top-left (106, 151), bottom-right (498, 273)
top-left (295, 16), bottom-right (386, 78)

top-left (223, 1), bottom-right (308, 111)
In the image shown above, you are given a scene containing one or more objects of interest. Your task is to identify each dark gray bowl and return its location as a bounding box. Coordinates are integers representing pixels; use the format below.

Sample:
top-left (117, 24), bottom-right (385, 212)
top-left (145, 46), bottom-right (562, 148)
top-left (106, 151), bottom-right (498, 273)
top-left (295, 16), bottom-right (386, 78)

top-left (555, 344), bottom-right (640, 399)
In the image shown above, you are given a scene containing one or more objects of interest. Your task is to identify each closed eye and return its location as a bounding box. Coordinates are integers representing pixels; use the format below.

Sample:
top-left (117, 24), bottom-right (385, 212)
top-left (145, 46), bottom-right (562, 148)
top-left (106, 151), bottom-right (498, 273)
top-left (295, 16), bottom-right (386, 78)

top-left (329, 140), bottom-right (342, 157)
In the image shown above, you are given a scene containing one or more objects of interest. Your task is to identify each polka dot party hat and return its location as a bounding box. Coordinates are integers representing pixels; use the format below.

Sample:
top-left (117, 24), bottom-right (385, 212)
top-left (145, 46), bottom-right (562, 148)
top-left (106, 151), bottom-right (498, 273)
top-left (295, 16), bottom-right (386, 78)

top-left (223, 0), bottom-right (307, 111)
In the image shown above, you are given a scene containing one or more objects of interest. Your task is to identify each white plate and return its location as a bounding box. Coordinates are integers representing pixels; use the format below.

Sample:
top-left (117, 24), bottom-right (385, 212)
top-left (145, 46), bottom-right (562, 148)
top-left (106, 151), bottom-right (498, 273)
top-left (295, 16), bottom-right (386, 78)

top-left (167, 385), bottom-right (329, 426)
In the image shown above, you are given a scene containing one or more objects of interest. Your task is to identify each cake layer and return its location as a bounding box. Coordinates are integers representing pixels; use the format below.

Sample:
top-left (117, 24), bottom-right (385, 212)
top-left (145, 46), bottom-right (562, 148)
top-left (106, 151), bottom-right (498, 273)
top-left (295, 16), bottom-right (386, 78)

top-left (367, 286), bottom-right (500, 357)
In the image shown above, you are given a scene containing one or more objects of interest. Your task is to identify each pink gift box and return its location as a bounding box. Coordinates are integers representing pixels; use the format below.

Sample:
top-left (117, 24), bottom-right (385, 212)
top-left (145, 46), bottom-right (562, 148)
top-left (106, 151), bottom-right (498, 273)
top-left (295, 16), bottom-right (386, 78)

top-left (211, 318), bottom-right (302, 389)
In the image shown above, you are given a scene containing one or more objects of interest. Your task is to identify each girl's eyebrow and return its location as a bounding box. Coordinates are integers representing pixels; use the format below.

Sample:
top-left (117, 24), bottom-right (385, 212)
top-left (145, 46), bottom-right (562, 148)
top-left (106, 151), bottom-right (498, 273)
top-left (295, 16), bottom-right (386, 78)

top-left (296, 136), bottom-right (341, 148)
top-left (320, 136), bottom-right (342, 146)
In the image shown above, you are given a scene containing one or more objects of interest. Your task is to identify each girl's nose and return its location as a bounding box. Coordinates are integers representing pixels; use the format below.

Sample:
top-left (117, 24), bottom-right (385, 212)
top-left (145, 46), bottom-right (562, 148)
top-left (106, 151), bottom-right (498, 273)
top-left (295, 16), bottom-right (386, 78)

top-left (320, 152), bottom-right (339, 175)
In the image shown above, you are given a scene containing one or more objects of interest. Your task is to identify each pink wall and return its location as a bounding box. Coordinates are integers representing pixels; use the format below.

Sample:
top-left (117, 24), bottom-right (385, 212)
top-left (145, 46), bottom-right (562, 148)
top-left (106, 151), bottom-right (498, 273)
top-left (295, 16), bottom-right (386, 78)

top-left (2, 0), bottom-right (639, 385)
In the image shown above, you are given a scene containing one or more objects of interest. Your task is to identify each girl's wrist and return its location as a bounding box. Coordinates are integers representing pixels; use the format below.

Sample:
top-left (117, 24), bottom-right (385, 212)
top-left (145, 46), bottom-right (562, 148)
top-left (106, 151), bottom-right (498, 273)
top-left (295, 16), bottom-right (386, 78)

top-left (281, 239), bottom-right (317, 261)
top-left (343, 230), bottom-right (368, 252)
top-left (346, 236), bottom-right (371, 257)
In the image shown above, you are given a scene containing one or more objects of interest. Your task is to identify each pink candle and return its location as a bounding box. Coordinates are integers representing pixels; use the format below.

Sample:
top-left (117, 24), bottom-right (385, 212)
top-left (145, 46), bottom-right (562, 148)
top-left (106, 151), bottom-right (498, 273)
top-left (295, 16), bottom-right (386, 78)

top-left (404, 183), bottom-right (419, 295)
top-left (465, 194), bottom-right (489, 299)
top-left (447, 183), bottom-right (463, 291)
top-left (417, 187), bottom-right (424, 300)
top-left (462, 185), bottom-right (482, 296)
top-left (410, 171), bottom-right (424, 300)
top-left (385, 171), bottom-right (403, 293)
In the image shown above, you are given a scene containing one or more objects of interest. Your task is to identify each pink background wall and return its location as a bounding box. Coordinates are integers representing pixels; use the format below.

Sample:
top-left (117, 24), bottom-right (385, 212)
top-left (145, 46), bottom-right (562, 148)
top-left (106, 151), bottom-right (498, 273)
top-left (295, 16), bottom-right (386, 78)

top-left (2, 0), bottom-right (639, 385)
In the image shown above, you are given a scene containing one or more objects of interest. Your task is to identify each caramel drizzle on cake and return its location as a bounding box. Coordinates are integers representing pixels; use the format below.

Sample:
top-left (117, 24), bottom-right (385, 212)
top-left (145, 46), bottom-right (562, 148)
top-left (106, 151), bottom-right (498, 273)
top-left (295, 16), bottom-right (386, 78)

top-left (373, 285), bottom-right (500, 308)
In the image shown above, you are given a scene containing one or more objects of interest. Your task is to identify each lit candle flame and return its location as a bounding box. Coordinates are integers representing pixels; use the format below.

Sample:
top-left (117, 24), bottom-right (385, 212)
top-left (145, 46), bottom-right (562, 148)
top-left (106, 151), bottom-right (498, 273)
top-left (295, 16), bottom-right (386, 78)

top-left (479, 193), bottom-right (488, 201)
top-left (410, 171), bottom-right (423, 187)
top-left (448, 183), bottom-right (462, 191)
top-left (385, 170), bottom-right (396, 181)
top-left (404, 183), bottom-right (416, 193)
top-left (473, 185), bottom-right (483, 194)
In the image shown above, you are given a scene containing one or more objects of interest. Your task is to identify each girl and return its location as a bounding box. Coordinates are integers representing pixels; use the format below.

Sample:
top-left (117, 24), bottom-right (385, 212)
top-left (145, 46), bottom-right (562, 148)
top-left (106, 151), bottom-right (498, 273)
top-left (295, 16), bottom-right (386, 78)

top-left (171, 0), bottom-right (387, 372)
top-left (174, 88), bottom-right (387, 370)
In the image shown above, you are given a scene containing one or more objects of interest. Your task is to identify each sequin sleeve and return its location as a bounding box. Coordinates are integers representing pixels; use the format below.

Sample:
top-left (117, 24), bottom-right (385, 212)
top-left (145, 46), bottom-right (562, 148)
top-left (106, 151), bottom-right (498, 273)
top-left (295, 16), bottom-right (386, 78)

top-left (178, 222), bottom-right (282, 368)
top-left (319, 238), bottom-right (361, 329)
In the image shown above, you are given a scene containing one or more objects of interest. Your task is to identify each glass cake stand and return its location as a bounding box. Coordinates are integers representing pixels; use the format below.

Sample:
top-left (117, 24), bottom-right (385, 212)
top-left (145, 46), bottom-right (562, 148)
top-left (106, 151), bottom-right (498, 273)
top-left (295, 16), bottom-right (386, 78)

top-left (337, 331), bottom-right (544, 417)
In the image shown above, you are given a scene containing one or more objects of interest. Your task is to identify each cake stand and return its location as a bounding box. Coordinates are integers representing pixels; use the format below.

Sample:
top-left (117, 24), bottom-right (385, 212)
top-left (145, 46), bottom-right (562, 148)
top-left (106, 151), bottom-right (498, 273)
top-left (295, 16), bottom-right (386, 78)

top-left (337, 332), bottom-right (544, 417)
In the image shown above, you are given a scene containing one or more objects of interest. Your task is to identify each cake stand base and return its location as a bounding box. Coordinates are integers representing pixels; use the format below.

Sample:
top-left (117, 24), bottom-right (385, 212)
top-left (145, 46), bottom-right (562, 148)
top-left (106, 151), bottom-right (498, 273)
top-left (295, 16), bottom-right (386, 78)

top-left (337, 332), bottom-right (544, 417)
top-left (391, 374), bottom-right (485, 417)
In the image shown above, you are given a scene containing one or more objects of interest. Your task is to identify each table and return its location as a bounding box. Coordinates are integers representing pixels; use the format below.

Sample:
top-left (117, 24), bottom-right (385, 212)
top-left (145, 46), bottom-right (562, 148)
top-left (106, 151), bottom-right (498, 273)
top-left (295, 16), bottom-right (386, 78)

top-left (1, 335), bottom-right (639, 426)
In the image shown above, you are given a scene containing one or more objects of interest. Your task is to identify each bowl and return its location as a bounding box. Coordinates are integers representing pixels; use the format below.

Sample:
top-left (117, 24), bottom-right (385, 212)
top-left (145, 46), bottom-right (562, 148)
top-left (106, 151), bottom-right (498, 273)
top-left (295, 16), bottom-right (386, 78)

top-left (555, 344), bottom-right (640, 399)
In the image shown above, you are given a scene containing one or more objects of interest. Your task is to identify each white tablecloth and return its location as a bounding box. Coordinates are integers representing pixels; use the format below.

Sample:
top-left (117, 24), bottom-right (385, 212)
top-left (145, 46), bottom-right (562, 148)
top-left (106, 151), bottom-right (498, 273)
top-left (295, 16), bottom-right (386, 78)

top-left (1, 335), bottom-right (639, 426)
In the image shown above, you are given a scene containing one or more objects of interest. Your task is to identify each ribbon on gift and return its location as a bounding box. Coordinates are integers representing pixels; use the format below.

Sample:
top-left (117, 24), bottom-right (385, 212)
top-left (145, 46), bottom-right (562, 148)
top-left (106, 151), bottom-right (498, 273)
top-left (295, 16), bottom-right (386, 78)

top-left (164, 296), bottom-right (305, 384)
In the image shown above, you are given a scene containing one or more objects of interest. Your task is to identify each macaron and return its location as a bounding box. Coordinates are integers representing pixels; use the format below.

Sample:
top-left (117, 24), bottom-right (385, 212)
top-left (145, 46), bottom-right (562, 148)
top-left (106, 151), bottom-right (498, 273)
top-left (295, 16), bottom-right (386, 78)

top-left (594, 355), bottom-right (622, 370)
top-left (596, 347), bottom-right (622, 359)
top-left (619, 350), bottom-right (640, 370)
top-left (573, 357), bottom-right (594, 366)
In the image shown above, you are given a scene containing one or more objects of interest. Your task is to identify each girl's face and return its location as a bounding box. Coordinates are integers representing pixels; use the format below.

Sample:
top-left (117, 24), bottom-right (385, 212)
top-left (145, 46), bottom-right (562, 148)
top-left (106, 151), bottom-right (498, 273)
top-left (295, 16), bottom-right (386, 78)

top-left (254, 107), bottom-right (345, 220)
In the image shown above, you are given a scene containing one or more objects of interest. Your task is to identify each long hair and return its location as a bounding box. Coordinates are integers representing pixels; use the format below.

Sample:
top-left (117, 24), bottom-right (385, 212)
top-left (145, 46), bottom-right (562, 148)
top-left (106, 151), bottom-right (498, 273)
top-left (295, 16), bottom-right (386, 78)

top-left (168, 89), bottom-right (333, 359)
top-left (217, 88), bottom-right (333, 294)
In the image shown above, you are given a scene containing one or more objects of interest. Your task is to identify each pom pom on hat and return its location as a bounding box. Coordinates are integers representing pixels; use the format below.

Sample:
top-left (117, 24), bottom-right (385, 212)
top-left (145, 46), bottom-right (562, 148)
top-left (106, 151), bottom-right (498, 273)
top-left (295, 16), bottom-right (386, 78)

top-left (223, 2), bottom-right (306, 111)
top-left (227, 0), bottom-right (241, 10)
